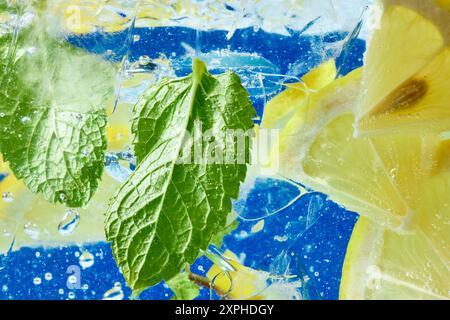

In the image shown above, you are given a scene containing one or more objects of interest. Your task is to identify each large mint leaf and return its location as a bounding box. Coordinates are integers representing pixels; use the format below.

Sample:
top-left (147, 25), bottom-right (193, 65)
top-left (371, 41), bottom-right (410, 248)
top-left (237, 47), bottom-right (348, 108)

top-left (0, 12), bottom-right (115, 207)
top-left (105, 59), bottom-right (255, 291)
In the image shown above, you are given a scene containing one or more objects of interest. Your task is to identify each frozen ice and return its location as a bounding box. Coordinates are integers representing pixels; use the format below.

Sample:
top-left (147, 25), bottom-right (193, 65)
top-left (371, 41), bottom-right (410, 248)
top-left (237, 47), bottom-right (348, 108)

top-left (176, 43), bottom-right (282, 97)
top-left (234, 176), bottom-right (308, 221)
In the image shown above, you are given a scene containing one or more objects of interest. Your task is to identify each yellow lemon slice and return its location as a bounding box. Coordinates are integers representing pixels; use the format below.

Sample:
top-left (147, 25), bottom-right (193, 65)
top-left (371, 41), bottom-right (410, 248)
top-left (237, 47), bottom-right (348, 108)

top-left (206, 250), bottom-right (303, 300)
top-left (273, 66), bottom-right (448, 229)
top-left (266, 59), bottom-right (449, 298)
top-left (355, 0), bottom-right (450, 136)
top-left (106, 102), bottom-right (133, 151)
top-left (207, 250), bottom-right (268, 300)
top-left (261, 60), bottom-right (337, 129)
top-left (274, 67), bottom-right (362, 178)
top-left (341, 210), bottom-right (449, 299)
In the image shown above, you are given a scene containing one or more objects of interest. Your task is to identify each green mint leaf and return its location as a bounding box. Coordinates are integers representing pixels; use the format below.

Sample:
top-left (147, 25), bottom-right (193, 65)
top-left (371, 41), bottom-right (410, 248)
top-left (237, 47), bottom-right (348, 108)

top-left (167, 271), bottom-right (200, 300)
top-left (210, 218), bottom-right (239, 248)
top-left (105, 59), bottom-right (256, 291)
top-left (0, 15), bottom-right (115, 207)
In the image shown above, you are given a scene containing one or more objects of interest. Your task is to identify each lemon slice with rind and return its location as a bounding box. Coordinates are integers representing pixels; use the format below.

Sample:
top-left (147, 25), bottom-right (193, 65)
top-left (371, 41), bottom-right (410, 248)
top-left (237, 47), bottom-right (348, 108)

top-left (267, 61), bottom-right (449, 299)
top-left (206, 250), bottom-right (304, 300)
top-left (275, 68), bottom-right (403, 227)
top-left (341, 211), bottom-right (449, 299)
top-left (274, 64), bottom-right (448, 229)
top-left (207, 250), bottom-right (268, 300)
top-left (355, 0), bottom-right (450, 136)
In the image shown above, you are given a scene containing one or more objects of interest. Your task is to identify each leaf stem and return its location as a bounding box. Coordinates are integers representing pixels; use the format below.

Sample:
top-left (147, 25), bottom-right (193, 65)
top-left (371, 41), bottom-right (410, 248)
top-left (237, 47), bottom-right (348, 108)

top-left (192, 58), bottom-right (207, 85)
top-left (186, 264), bottom-right (228, 297)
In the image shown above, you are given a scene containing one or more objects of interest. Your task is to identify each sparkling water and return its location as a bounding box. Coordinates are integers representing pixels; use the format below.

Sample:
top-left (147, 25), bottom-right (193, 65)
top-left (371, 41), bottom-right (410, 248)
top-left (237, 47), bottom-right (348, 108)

top-left (0, 0), bottom-right (370, 300)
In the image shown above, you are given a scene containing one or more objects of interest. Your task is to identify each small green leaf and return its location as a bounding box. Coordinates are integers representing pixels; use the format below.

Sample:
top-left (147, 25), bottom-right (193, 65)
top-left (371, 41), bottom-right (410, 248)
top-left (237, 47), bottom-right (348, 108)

top-left (167, 271), bottom-right (200, 300)
top-left (105, 59), bottom-right (256, 291)
top-left (210, 218), bottom-right (239, 248)
top-left (0, 10), bottom-right (115, 207)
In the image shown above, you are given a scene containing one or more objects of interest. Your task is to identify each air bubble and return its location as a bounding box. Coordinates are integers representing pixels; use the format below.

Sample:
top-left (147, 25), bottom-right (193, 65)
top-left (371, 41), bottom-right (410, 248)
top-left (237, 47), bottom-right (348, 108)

top-left (79, 251), bottom-right (95, 269)
top-left (102, 284), bottom-right (124, 300)
top-left (57, 209), bottom-right (80, 236)
top-left (59, 193), bottom-right (67, 202)
top-left (67, 275), bottom-right (77, 285)
top-left (2, 192), bottom-right (14, 203)
top-left (21, 116), bottom-right (31, 125)
top-left (139, 55), bottom-right (151, 66)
